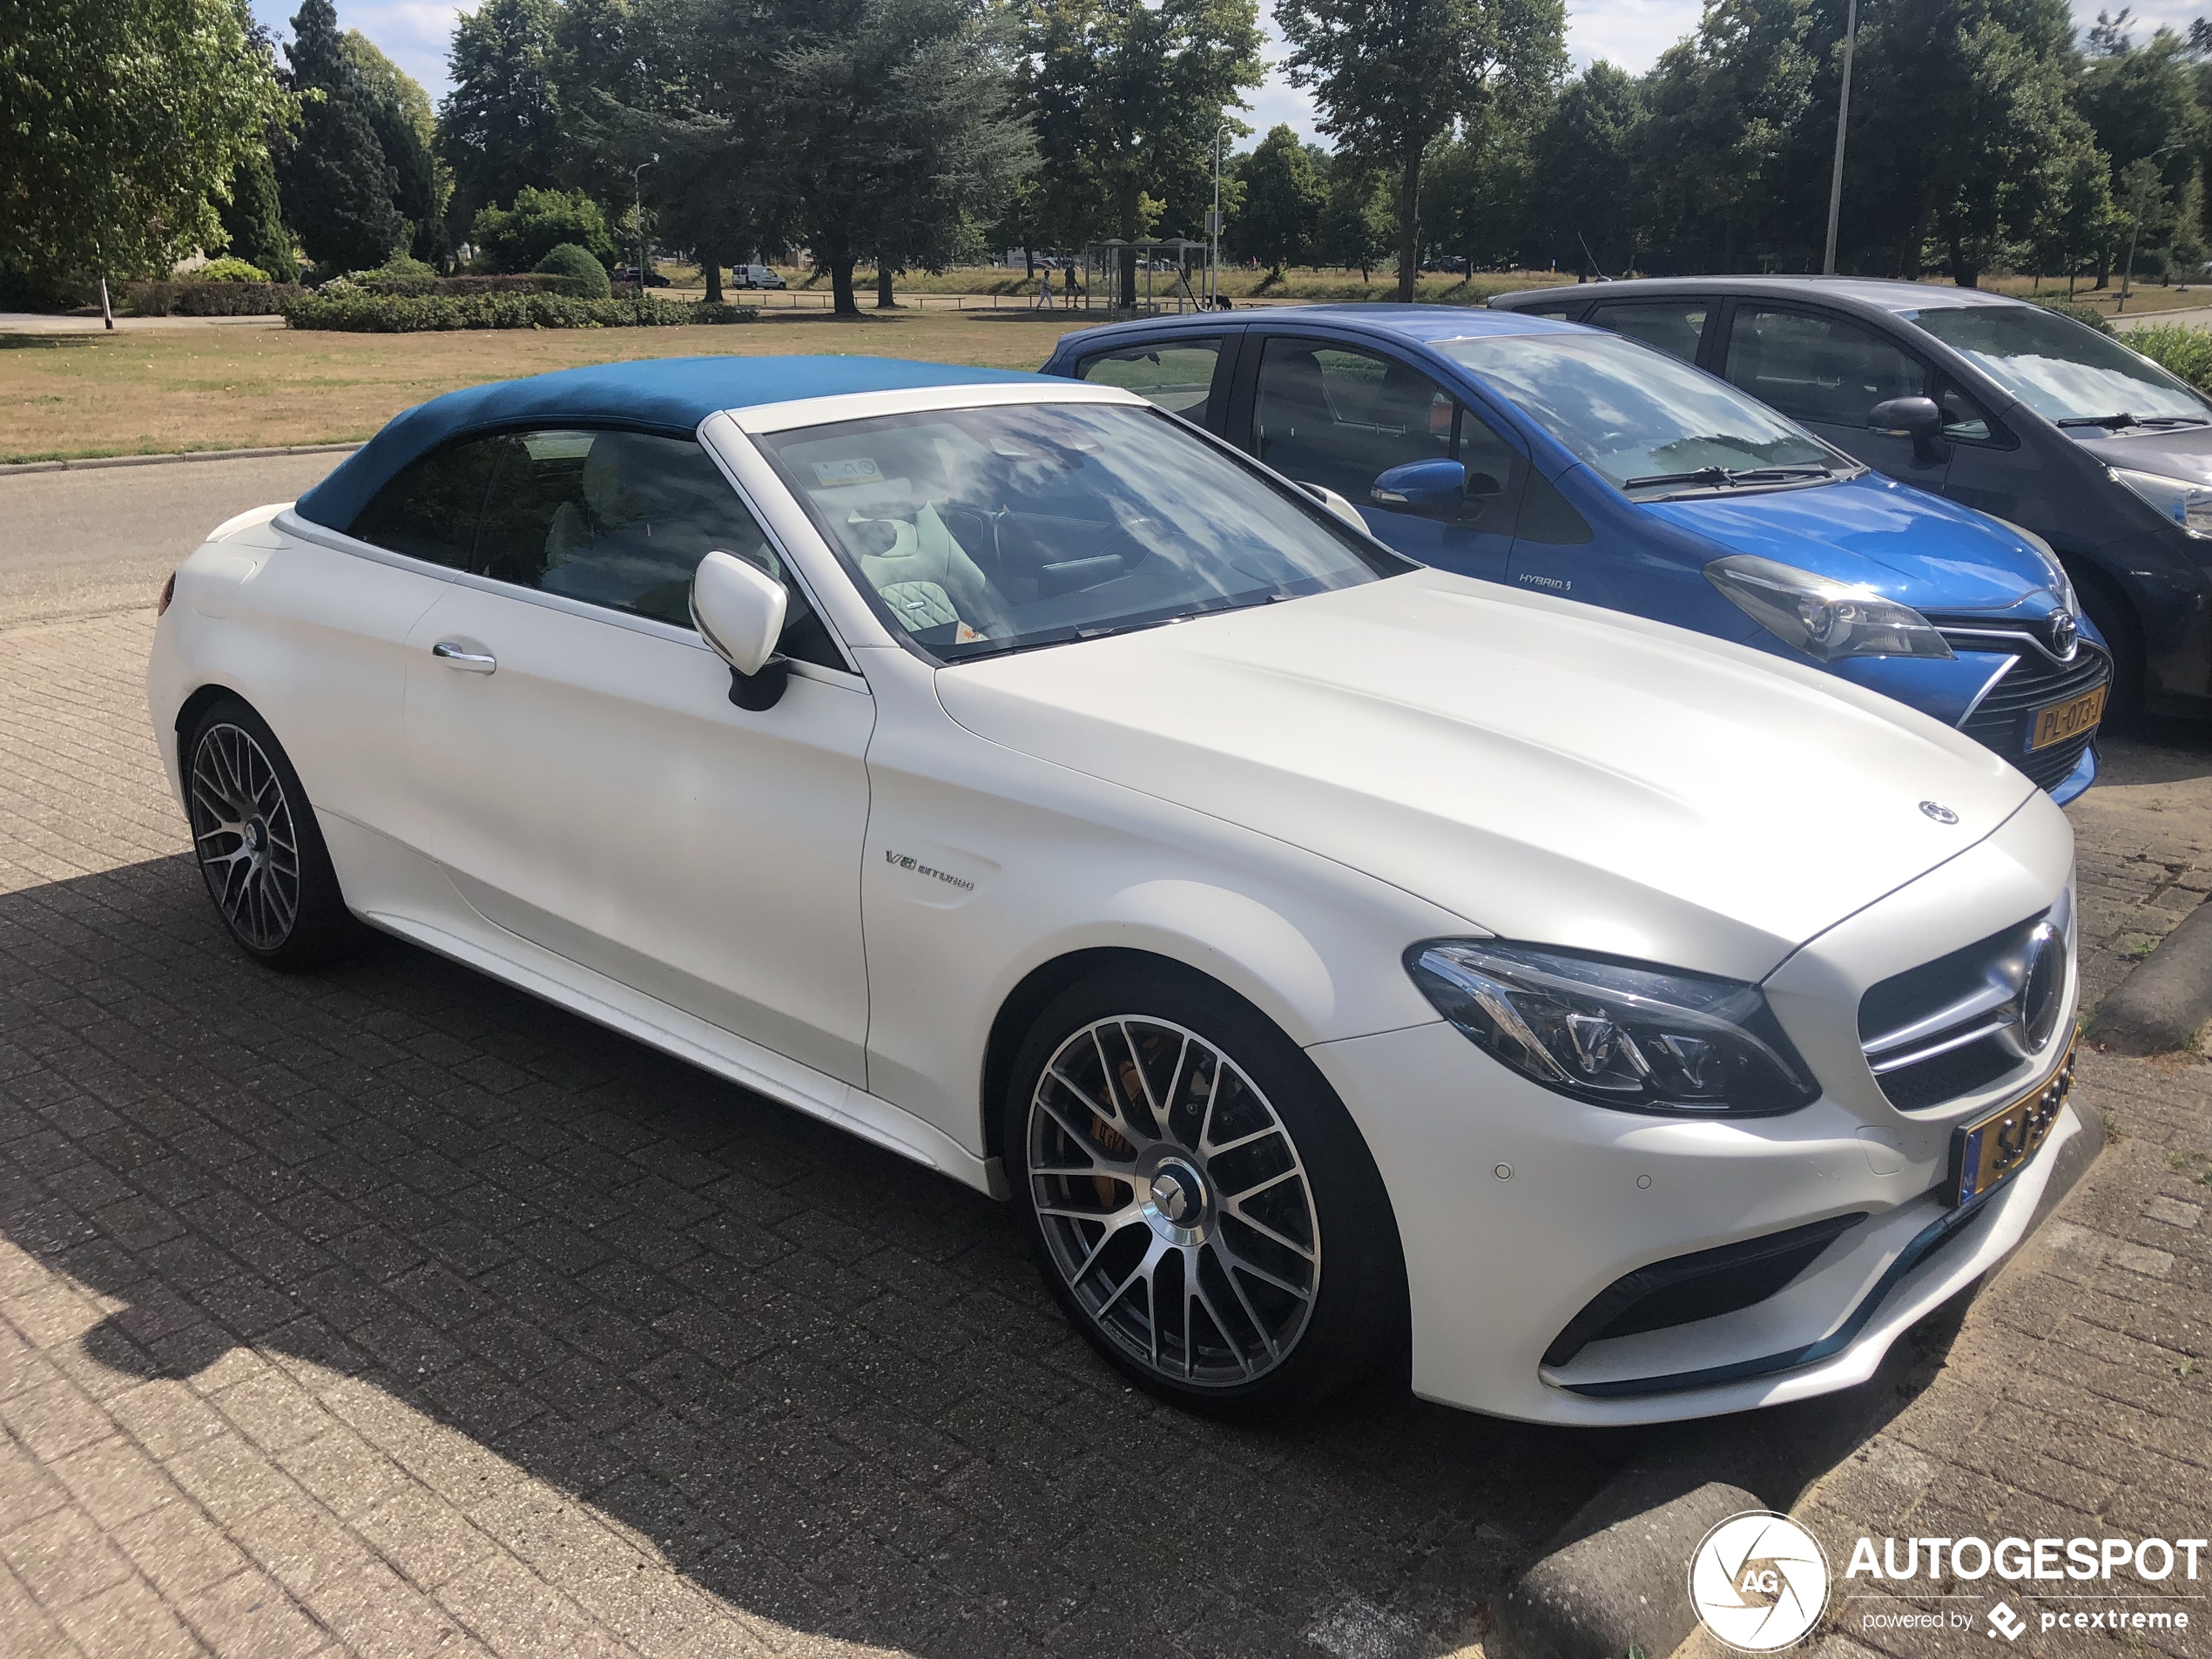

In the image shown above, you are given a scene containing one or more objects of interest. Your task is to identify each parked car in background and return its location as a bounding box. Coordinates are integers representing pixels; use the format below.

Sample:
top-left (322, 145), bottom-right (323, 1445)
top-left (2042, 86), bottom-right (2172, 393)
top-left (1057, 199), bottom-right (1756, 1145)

top-left (612, 265), bottom-right (671, 288)
top-left (1043, 307), bottom-right (2111, 802)
top-left (148, 356), bottom-right (2087, 1426)
top-left (1488, 277), bottom-right (2212, 724)
top-left (734, 264), bottom-right (787, 289)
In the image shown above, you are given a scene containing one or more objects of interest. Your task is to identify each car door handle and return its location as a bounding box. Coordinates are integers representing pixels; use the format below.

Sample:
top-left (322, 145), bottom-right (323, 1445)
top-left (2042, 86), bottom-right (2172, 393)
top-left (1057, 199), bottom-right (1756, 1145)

top-left (431, 640), bottom-right (496, 673)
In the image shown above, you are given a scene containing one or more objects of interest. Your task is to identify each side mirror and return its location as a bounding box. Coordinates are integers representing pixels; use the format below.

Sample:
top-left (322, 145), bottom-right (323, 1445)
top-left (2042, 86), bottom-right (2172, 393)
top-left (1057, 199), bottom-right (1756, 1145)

top-left (1372, 458), bottom-right (1473, 520)
top-left (1869, 395), bottom-right (1949, 465)
top-left (691, 550), bottom-right (789, 711)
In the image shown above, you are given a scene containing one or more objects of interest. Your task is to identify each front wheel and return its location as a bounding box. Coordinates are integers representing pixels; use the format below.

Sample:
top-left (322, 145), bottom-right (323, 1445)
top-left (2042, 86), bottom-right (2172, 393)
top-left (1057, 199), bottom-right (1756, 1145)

top-left (1005, 965), bottom-right (1406, 1416)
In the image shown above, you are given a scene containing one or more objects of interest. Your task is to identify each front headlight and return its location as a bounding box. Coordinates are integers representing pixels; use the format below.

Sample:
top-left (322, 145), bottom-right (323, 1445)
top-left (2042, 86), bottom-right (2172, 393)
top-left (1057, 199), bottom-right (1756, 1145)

top-left (1406, 940), bottom-right (1822, 1116)
top-left (1705, 554), bottom-right (1953, 661)
top-left (2110, 466), bottom-right (2212, 538)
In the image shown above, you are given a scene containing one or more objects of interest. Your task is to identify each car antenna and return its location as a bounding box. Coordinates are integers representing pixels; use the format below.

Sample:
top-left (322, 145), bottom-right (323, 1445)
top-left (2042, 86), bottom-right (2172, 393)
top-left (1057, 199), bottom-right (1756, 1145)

top-left (1577, 232), bottom-right (1611, 282)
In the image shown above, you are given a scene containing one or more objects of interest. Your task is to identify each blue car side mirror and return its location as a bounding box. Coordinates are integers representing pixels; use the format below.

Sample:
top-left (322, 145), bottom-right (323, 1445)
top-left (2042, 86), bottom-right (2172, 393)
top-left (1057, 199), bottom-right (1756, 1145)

top-left (1372, 459), bottom-right (1472, 519)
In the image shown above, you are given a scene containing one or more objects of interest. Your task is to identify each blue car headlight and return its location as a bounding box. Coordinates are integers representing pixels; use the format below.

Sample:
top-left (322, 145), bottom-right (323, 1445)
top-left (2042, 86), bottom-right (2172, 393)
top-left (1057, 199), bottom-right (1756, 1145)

top-left (1406, 941), bottom-right (1822, 1116)
top-left (1705, 554), bottom-right (1953, 661)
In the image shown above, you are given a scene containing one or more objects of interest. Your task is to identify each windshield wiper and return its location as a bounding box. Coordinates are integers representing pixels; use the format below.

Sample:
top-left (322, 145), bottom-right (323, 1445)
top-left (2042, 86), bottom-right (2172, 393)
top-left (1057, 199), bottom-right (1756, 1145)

top-left (1623, 463), bottom-right (1835, 492)
top-left (2047, 412), bottom-right (2212, 430)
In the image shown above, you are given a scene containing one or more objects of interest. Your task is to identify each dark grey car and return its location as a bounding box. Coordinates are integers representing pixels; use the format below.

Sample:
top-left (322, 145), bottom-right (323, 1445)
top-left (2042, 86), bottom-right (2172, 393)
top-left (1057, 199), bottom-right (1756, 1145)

top-left (1489, 276), bottom-right (2212, 719)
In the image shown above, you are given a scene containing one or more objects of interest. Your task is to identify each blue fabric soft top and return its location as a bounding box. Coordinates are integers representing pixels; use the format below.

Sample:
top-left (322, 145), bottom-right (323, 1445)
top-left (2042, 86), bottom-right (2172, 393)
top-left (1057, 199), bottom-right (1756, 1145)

top-left (295, 354), bottom-right (1048, 533)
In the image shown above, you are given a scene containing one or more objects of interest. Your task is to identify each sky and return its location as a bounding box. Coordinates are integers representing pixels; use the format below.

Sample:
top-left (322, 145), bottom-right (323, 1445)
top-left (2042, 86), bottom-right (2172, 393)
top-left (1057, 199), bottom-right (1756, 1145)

top-left (257, 0), bottom-right (2209, 148)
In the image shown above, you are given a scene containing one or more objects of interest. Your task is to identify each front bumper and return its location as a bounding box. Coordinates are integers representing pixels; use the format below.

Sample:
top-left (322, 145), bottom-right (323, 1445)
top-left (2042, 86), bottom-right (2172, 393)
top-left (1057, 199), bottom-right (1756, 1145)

top-left (1308, 791), bottom-right (2085, 1425)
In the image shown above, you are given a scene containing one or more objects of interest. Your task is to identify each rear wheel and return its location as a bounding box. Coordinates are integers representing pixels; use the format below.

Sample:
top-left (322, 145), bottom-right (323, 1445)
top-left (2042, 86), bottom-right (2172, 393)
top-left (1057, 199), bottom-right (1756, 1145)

top-left (184, 698), bottom-right (354, 969)
top-left (1005, 964), bottom-right (1406, 1416)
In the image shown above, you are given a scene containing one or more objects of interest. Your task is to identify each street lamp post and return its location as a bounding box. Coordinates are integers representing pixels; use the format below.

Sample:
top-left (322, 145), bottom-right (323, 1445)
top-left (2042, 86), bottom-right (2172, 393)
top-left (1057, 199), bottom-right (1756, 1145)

top-left (2119, 143), bottom-right (2184, 314)
top-left (1821, 0), bottom-right (1860, 276)
top-left (632, 154), bottom-right (658, 317)
top-left (1211, 124), bottom-right (1227, 308)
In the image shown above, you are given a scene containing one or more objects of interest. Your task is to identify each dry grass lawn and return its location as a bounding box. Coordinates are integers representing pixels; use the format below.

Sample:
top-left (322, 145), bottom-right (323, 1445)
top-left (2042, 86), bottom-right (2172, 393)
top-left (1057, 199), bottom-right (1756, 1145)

top-left (0, 310), bottom-right (1110, 464)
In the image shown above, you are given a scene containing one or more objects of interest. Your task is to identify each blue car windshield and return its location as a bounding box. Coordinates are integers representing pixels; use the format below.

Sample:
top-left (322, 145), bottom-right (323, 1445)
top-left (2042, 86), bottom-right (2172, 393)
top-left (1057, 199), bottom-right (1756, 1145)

top-left (757, 401), bottom-right (1401, 661)
top-left (1908, 305), bottom-right (2209, 425)
top-left (1438, 332), bottom-right (1844, 494)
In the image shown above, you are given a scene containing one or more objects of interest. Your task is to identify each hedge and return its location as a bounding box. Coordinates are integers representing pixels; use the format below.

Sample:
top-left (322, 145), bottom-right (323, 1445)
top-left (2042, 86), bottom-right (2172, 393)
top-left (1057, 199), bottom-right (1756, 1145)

top-left (2121, 324), bottom-right (2212, 391)
top-left (280, 290), bottom-right (758, 332)
top-left (2030, 299), bottom-right (2117, 335)
top-left (125, 280), bottom-right (305, 316)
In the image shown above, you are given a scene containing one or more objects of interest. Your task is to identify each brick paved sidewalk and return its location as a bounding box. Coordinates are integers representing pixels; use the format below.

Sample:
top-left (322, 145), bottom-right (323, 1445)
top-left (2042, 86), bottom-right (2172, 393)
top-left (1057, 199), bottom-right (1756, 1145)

top-left (1, 611), bottom-right (1628, 1657)
top-left (2066, 729), bottom-right (2212, 1018)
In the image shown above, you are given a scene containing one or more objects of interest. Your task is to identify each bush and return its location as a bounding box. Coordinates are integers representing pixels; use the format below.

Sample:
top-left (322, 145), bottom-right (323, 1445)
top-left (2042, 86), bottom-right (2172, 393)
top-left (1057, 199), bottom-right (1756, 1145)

top-left (2121, 324), bottom-right (2212, 390)
top-left (194, 258), bottom-right (272, 283)
top-left (280, 290), bottom-right (757, 331)
top-left (534, 242), bottom-right (611, 299)
top-left (2032, 299), bottom-right (2116, 335)
top-left (472, 187), bottom-right (619, 273)
top-left (125, 280), bottom-right (304, 316)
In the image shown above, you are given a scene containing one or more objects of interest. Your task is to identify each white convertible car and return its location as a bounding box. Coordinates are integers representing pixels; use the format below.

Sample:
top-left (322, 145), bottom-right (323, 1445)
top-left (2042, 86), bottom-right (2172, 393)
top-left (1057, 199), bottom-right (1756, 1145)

top-left (148, 356), bottom-right (2089, 1425)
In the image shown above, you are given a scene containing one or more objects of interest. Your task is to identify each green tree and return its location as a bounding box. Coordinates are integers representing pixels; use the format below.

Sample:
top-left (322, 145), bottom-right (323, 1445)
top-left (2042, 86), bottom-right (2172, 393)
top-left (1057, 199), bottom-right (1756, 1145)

top-left (471, 184), bottom-right (617, 268)
top-left (1228, 125), bottom-right (1323, 273)
top-left (1312, 153), bottom-right (1392, 277)
top-left (218, 148), bottom-right (295, 280)
top-left (439, 0), bottom-right (564, 237)
top-left (1523, 60), bottom-right (1642, 273)
top-left (345, 31), bottom-right (447, 264)
top-left (1, 0), bottom-right (290, 309)
top-left (1018, 0), bottom-right (1263, 303)
top-left (277, 0), bottom-right (407, 273)
top-left (1278, 0), bottom-right (1563, 301)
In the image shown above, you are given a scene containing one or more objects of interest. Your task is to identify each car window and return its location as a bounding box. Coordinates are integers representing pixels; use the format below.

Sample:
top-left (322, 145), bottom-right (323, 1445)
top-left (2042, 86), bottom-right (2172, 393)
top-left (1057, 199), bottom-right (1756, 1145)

top-left (1934, 375), bottom-right (1993, 442)
top-left (347, 435), bottom-right (503, 570)
top-left (756, 401), bottom-right (1399, 663)
top-left (1724, 307), bottom-right (1927, 427)
top-left (1251, 336), bottom-right (1511, 506)
top-left (473, 428), bottom-right (845, 670)
top-left (1585, 301), bottom-right (1709, 367)
top-left (1077, 340), bottom-right (1223, 421)
top-left (1909, 304), bottom-right (2210, 424)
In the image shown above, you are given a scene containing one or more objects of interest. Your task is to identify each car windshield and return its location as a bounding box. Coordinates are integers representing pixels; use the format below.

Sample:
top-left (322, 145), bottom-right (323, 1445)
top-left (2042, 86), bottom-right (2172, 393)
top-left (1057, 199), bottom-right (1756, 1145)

top-left (1437, 331), bottom-right (1844, 496)
top-left (756, 401), bottom-right (1400, 661)
top-left (1908, 305), bottom-right (2209, 426)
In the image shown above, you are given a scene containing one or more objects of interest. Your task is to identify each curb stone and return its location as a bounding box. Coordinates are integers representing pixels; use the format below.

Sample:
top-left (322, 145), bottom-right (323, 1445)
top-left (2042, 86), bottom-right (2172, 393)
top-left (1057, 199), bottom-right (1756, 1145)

top-left (0, 441), bottom-right (360, 476)
top-left (1493, 1105), bottom-right (2107, 1659)
top-left (2092, 892), bottom-right (2212, 1055)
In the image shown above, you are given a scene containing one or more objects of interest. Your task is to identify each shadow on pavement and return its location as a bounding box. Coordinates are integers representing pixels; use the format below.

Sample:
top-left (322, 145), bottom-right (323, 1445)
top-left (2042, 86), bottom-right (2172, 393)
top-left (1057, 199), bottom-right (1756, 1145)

top-left (1, 853), bottom-right (1636, 1656)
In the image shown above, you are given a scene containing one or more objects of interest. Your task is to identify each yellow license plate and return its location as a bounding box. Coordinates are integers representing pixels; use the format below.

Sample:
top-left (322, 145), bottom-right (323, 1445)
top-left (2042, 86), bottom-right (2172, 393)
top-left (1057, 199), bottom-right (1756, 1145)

top-left (2029, 685), bottom-right (2106, 751)
top-left (1948, 1042), bottom-right (2074, 1206)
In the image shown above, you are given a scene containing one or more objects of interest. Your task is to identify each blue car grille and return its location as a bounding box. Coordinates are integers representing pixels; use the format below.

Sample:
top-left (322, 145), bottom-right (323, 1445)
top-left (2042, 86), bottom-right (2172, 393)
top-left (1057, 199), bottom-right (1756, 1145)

top-left (1952, 639), bottom-right (2110, 792)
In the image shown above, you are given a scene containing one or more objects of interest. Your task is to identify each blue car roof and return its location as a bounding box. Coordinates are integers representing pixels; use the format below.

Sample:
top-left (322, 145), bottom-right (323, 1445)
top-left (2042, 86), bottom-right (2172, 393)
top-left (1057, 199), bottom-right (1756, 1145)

top-left (296, 354), bottom-right (1044, 533)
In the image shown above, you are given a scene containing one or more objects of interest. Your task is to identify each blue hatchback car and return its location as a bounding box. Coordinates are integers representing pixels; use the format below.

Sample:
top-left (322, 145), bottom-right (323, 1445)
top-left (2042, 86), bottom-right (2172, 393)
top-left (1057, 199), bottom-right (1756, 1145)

top-left (1042, 307), bottom-right (2110, 801)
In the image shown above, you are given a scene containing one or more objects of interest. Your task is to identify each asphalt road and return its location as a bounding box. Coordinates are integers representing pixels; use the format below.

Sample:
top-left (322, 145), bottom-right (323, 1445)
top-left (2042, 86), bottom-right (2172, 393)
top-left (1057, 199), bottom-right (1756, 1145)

top-left (0, 454), bottom-right (342, 628)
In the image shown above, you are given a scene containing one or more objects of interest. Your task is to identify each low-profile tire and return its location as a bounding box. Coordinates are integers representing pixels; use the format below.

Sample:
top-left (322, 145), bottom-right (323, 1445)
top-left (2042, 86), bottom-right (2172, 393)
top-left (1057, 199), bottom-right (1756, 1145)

top-left (1004, 962), bottom-right (1408, 1418)
top-left (2069, 561), bottom-right (2144, 725)
top-left (182, 696), bottom-right (354, 970)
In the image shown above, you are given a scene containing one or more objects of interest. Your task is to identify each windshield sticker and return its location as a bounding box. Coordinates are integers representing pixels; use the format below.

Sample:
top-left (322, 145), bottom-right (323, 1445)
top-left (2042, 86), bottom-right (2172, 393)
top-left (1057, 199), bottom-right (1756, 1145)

top-left (812, 457), bottom-right (883, 488)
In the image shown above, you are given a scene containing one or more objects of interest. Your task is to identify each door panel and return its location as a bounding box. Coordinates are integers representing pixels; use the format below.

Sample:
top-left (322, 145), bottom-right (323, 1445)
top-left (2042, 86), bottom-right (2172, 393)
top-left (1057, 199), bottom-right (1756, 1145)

top-left (399, 587), bottom-right (875, 1084)
top-left (1721, 303), bottom-right (1949, 489)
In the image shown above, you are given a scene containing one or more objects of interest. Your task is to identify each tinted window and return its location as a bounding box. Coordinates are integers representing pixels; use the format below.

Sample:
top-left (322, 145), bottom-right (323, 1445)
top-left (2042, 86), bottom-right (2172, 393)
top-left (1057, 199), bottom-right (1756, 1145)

top-left (475, 428), bottom-right (845, 670)
top-left (1585, 301), bottom-right (1709, 367)
top-left (1934, 375), bottom-right (1993, 442)
top-left (347, 436), bottom-right (502, 569)
top-left (1725, 307), bottom-right (1927, 427)
top-left (1252, 337), bottom-right (1511, 504)
top-left (757, 402), bottom-right (1396, 662)
top-left (1078, 340), bottom-right (1223, 421)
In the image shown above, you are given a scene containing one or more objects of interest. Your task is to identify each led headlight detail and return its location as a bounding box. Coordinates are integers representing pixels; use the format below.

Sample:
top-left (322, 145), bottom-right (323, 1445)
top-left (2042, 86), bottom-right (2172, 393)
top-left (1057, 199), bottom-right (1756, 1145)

top-left (2110, 465), bottom-right (2212, 538)
top-left (1704, 554), bottom-right (1953, 661)
top-left (1406, 941), bottom-right (1822, 1116)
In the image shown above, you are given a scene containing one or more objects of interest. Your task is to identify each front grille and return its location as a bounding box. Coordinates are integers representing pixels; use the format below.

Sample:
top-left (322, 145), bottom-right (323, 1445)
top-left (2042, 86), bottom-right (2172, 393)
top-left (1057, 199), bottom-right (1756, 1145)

top-left (1948, 637), bottom-right (2110, 792)
top-left (1858, 900), bottom-right (2069, 1111)
top-left (1542, 1213), bottom-right (1866, 1368)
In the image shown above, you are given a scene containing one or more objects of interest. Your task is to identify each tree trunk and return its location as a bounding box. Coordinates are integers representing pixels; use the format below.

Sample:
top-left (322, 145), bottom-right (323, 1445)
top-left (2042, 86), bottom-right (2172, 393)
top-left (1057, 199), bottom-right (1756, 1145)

top-left (1119, 182), bottom-right (1141, 308)
top-left (830, 255), bottom-right (860, 317)
top-left (1947, 226), bottom-right (1978, 290)
top-left (1395, 149), bottom-right (1422, 303)
top-left (703, 253), bottom-right (723, 303)
top-left (1024, 245), bottom-right (1035, 279)
top-left (876, 265), bottom-right (897, 308)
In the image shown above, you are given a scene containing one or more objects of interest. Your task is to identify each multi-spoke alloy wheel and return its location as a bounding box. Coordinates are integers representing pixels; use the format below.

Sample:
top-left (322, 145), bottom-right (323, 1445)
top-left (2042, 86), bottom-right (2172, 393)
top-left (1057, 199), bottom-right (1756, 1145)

top-left (189, 722), bottom-right (303, 953)
top-left (1026, 1015), bottom-right (1321, 1387)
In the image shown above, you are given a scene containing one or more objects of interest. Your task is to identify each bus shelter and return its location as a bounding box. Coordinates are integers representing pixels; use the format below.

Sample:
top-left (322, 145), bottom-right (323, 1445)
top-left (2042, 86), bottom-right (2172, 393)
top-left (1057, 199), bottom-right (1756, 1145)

top-left (1075, 238), bottom-right (1217, 314)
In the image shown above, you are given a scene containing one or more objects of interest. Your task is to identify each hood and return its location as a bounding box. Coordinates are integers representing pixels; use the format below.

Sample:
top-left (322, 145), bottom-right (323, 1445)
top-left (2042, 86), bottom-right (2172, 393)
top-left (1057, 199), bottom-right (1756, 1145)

top-left (1644, 473), bottom-right (2066, 620)
top-left (934, 571), bottom-right (2040, 982)
top-left (2066, 420), bottom-right (2212, 486)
